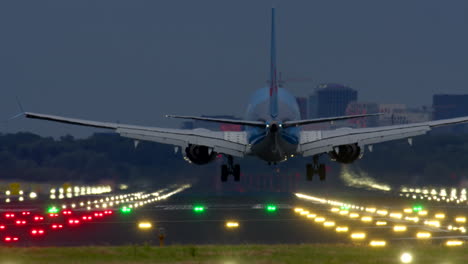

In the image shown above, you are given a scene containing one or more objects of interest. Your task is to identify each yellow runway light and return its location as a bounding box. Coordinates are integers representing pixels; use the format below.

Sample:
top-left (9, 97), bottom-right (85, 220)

top-left (323, 221), bottom-right (335, 227)
top-left (435, 213), bottom-right (445, 219)
top-left (403, 208), bottom-right (413, 214)
top-left (393, 225), bottom-right (407, 232)
top-left (294, 208), bottom-right (303, 213)
top-left (445, 240), bottom-right (464, 247)
top-left (314, 217), bottom-right (326, 223)
top-left (361, 216), bottom-right (373, 222)
top-left (225, 221), bottom-right (239, 228)
top-left (138, 221), bottom-right (152, 229)
top-left (418, 210), bottom-right (428, 216)
top-left (350, 232), bottom-right (366, 240)
top-left (390, 213), bottom-right (403, 219)
top-left (306, 213), bottom-right (317, 219)
top-left (339, 210), bottom-right (349, 215)
top-left (416, 232), bottom-right (431, 239)
top-left (369, 240), bottom-right (386, 247)
top-left (349, 213), bottom-right (359, 218)
top-left (376, 221), bottom-right (387, 226)
top-left (335, 226), bottom-right (349, 233)
top-left (376, 210), bottom-right (388, 216)
top-left (331, 207), bottom-right (340, 212)
top-left (366, 207), bottom-right (376, 213)
top-left (300, 210), bottom-right (309, 216)
top-left (455, 217), bottom-right (466, 223)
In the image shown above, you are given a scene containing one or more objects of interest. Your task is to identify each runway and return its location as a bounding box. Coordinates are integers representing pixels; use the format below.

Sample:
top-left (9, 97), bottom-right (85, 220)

top-left (0, 183), bottom-right (467, 247)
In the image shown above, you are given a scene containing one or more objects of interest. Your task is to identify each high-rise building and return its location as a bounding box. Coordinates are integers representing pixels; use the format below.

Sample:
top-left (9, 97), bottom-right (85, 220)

top-left (295, 97), bottom-right (308, 119)
top-left (315, 83), bottom-right (358, 118)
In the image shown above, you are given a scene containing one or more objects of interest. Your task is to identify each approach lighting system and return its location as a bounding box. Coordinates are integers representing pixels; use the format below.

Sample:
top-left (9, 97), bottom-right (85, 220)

top-left (266, 204), bottom-right (277, 212)
top-left (193, 206), bottom-right (205, 213)
top-left (121, 206), bottom-right (132, 214)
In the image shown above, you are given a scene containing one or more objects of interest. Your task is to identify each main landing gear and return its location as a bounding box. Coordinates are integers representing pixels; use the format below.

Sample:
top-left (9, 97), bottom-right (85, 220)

top-left (306, 155), bottom-right (326, 181)
top-left (221, 155), bottom-right (240, 182)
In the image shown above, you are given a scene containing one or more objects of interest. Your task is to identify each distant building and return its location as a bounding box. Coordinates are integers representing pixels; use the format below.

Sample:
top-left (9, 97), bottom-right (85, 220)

top-left (433, 94), bottom-right (468, 120)
top-left (315, 83), bottom-right (358, 118)
top-left (378, 104), bottom-right (431, 126)
top-left (295, 97), bottom-right (308, 119)
top-left (180, 115), bottom-right (243, 131)
top-left (345, 102), bottom-right (379, 128)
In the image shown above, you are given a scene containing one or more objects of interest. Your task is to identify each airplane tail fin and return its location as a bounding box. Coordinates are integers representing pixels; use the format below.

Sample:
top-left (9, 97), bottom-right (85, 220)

top-left (269, 8), bottom-right (279, 119)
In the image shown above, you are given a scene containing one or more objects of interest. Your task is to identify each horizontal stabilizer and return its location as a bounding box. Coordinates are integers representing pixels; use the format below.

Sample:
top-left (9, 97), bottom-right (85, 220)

top-left (283, 113), bottom-right (382, 128)
top-left (165, 115), bottom-right (265, 127)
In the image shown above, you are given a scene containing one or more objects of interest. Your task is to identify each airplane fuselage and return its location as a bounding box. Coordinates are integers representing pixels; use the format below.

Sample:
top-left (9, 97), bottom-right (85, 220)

top-left (245, 87), bottom-right (301, 162)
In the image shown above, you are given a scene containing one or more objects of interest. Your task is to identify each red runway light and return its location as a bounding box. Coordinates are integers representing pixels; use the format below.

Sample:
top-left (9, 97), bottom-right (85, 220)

top-left (68, 219), bottom-right (80, 225)
top-left (21, 211), bottom-right (31, 216)
top-left (4, 236), bottom-right (19, 242)
top-left (5, 213), bottom-right (15, 218)
top-left (49, 213), bottom-right (59, 217)
top-left (62, 210), bottom-right (72, 215)
top-left (82, 215), bottom-right (92, 221)
top-left (94, 212), bottom-right (103, 218)
top-left (51, 224), bottom-right (64, 230)
top-left (31, 228), bottom-right (45, 236)
top-left (0, 225), bottom-right (5, 230)
top-left (33, 215), bottom-right (44, 221)
top-left (104, 210), bottom-right (113, 215)
top-left (15, 220), bottom-right (26, 225)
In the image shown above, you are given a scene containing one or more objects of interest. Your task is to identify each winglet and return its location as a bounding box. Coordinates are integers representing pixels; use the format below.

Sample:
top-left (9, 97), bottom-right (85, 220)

top-left (269, 8), bottom-right (279, 119)
top-left (6, 97), bottom-right (26, 121)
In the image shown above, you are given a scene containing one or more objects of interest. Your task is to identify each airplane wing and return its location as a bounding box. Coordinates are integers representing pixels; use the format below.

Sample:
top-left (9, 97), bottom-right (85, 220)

top-left (299, 116), bottom-right (468, 157)
top-left (24, 112), bottom-right (249, 157)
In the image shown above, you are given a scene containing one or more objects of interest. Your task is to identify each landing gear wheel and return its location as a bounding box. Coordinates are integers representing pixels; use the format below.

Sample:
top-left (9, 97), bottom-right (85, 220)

top-left (233, 164), bottom-right (241, 182)
top-left (221, 165), bottom-right (228, 182)
top-left (318, 164), bottom-right (326, 181)
top-left (306, 164), bottom-right (313, 181)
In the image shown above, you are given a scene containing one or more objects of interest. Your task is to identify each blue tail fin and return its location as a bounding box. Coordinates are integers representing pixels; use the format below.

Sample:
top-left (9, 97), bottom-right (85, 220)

top-left (269, 8), bottom-right (278, 119)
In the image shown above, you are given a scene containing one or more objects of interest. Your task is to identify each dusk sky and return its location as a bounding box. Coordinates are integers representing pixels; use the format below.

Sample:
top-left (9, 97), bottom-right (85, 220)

top-left (1, 1), bottom-right (468, 137)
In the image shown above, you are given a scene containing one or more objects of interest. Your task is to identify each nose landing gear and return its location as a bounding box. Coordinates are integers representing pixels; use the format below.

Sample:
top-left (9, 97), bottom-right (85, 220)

top-left (221, 155), bottom-right (240, 182)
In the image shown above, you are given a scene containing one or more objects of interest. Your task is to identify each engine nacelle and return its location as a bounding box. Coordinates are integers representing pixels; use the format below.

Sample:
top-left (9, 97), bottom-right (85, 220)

top-left (328, 144), bottom-right (362, 164)
top-left (185, 144), bottom-right (217, 165)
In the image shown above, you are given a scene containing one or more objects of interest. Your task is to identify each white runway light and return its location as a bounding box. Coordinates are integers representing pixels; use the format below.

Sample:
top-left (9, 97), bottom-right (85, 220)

top-left (400, 253), bottom-right (413, 263)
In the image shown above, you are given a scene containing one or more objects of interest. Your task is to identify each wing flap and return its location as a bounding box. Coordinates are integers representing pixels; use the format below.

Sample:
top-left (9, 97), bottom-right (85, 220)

top-left (299, 124), bottom-right (431, 157)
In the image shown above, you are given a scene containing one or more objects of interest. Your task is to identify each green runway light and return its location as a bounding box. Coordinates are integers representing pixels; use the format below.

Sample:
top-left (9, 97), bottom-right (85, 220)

top-left (412, 205), bottom-right (423, 212)
top-left (193, 206), bottom-right (205, 213)
top-left (47, 206), bottom-right (59, 214)
top-left (340, 205), bottom-right (350, 211)
top-left (121, 206), bottom-right (132, 214)
top-left (266, 205), bottom-right (277, 212)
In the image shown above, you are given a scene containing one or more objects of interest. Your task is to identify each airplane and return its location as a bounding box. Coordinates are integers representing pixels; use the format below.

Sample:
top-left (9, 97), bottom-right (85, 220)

top-left (23, 8), bottom-right (468, 182)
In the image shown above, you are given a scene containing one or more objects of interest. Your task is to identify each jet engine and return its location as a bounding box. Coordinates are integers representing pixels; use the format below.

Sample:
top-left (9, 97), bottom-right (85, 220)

top-left (328, 144), bottom-right (362, 164)
top-left (185, 144), bottom-right (217, 165)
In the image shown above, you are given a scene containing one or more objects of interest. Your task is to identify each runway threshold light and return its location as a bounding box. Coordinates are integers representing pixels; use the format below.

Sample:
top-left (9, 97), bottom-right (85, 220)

top-left (193, 206), bottom-right (205, 213)
top-left (266, 205), bottom-right (277, 212)
top-left (412, 205), bottom-right (423, 212)
top-left (48, 206), bottom-right (59, 214)
top-left (121, 206), bottom-right (132, 214)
